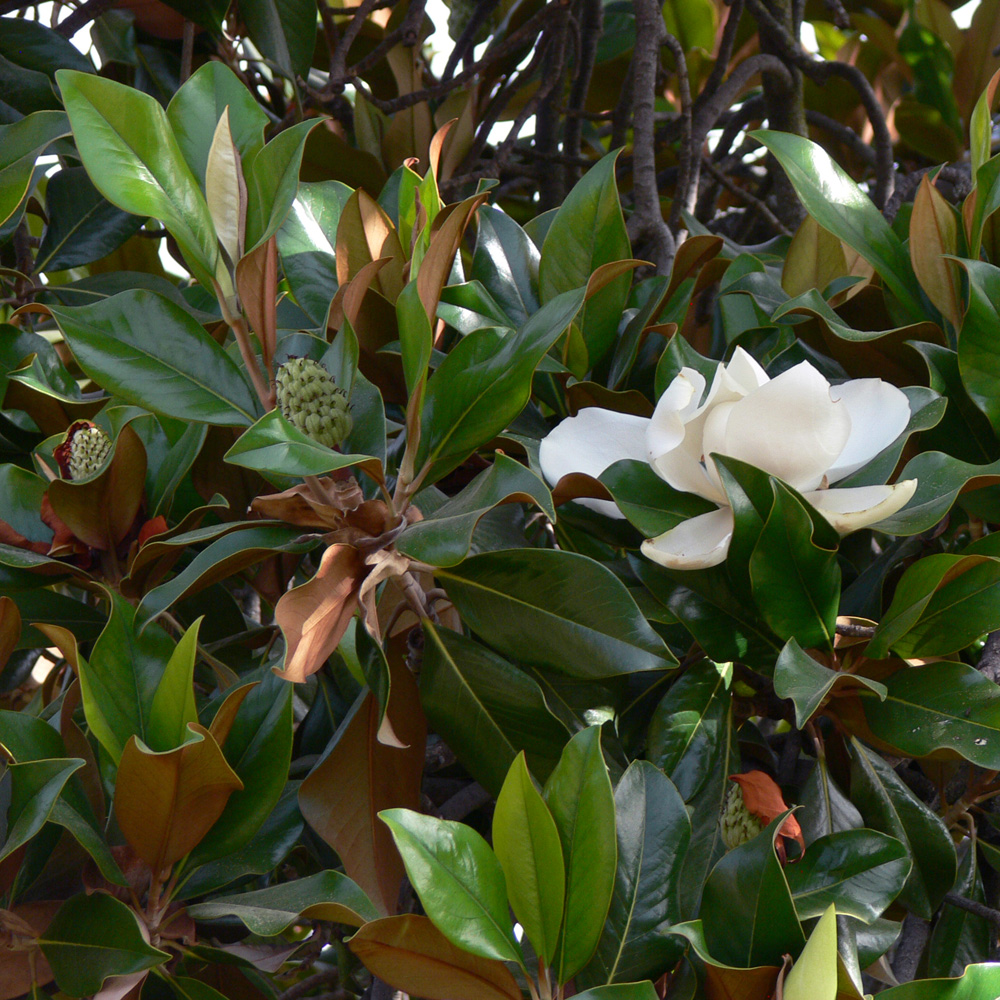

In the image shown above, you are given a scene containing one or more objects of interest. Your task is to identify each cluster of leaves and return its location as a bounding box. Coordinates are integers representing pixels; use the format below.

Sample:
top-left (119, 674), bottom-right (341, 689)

top-left (5, 2), bottom-right (1000, 1000)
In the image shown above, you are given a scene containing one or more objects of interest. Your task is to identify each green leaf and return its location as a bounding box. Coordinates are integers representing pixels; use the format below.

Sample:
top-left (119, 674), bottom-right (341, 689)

top-left (785, 830), bottom-right (909, 922)
top-left (240, 0), bottom-right (318, 79)
top-left (783, 905), bottom-right (838, 1000)
top-left (186, 670), bottom-right (294, 867)
top-left (39, 893), bottom-right (168, 996)
top-left (416, 287), bottom-right (587, 483)
top-left (166, 62), bottom-right (267, 186)
top-left (380, 808), bottom-right (521, 964)
top-left (751, 130), bottom-right (924, 319)
top-left (773, 637), bottom-right (886, 729)
top-left (849, 738), bottom-right (956, 918)
top-left (137, 524), bottom-right (319, 626)
top-left (49, 290), bottom-right (259, 426)
top-left (970, 70), bottom-right (1000, 177)
top-left (663, 0), bottom-right (717, 51)
top-left (245, 119), bottom-right (317, 251)
top-left (55, 70), bottom-right (218, 286)
top-left (927, 841), bottom-right (992, 977)
top-left (471, 204), bottom-right (540, 327)
top-left (577, 762), bottom-right (690, 987)
top-left (542, 726), bottom-right (617, 983)
top-left (877, 965), bottom-right (1000, 998)
top-left (749, 481), bottom-right (840, 650)
top-left (223, 408), bottom-right (381, 479)
top-left (493, 753), bottom-right (565, 965)
top-left (539, 151), bottom-right (631, 365)
top-left (868, 552), bottom-right (1000, 658)
top-left (437, 549), bottom-right (677, 679)
top-left (699, 813), bottom-right (806, 968)
top-left (396, 279), bottom-right (433, 397)
top-left (646, 658), bottom-right (732, 801)
top-left (857, 660), bottom-right (1000, 769)
top-left (147, 617), bottom-right (200, 752)
top-left (0, 110), bottom-right (70, 227)
top-left (0, 758), bottom-right (84, 862)
top-left (34, 166), bottom-right (143, 273)
top-left (398, 455), bottom-right (554, 567)
top-left (571, 987), bottom-right (659, 1000)
top-left (420, 623), bottom-right (570, 796)
top-left (186, 870), bottom-right (378, 933)
top-left (599, 459), bottom-right (716, 537)
top-left (957, 260), bottom-right (1000, 436)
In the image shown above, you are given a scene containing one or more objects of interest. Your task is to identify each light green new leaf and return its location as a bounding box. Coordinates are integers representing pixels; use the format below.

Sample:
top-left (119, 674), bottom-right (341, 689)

top-left (783, 905), bottom-right (838, 1000)
top-left (493, 752), bottom-right (565, 966)
top-left (147, 617), bottom-right (201, 752)
top-left (55, 70), bottom-right (218, 286)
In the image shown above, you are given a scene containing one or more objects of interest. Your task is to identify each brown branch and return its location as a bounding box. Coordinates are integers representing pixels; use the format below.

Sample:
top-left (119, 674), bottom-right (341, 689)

top-left (943, 893), bottom-right (1000, 929)
top-left (663, 31), bottom-right (696, 234)
top-left (835, 622), bottom-right (877, 638)
top-left (701, 154), bottom-right (792, 236)
top-left (562, 0), bottom-right (603, 191)
top-left (329, 0), bottom-right (381, 87)
top-left (626, 0), bottom-right (675, 273)
top-left (54, 0), bottom-right (115, 36)
top-left (441, 0), bottom-right (501, 82)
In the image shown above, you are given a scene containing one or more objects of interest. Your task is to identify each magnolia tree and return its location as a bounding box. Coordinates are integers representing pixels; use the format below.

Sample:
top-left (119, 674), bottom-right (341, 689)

top-left (3, 1), bottom-right (1000, 999)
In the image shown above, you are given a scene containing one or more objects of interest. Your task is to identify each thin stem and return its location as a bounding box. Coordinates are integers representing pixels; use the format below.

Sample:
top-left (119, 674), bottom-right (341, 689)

top-left (216, 287), bottom-right (273, 409)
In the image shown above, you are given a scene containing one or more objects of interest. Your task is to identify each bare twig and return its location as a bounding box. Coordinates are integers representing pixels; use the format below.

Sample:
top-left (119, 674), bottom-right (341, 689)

top-left (663, 32), bottom-right (696, 234)
top-left (441, 0), bottom-right (501, 82)
top-left (835, 622), bottom-right (877, 638)
top-left (701, 154), bottom-right (793, 235)
top-left (562, 0), bottom-right (603, 191)
top-left (180, 19), bottom-right (195, 83)
top-left (54, 0), bottom-right (115, 36)
top-left (944, 893), bottom-right (1000, 929)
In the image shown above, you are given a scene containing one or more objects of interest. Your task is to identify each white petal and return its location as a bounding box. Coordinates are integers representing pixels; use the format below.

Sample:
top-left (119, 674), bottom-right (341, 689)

top-left (640, 507), bottom-right (734, 570)
top-left (539, 407), bottom-right (651, 518)
top-left (717, 361), bottom-right (851, 492)
top-left (826, 379), bottom-right (912, 482)
top-left (803, 480), bottom-right (918, 534)
top-left (723, 346), bottom-right (770, 393)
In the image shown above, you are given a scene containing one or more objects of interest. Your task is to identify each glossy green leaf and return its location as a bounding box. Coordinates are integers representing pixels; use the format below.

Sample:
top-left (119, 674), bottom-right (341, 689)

top-left (797, 757), bottom-right (863, 847)
top-left (749, 481), bottom-right (840, 650)
top-left (223, 408), bottom-right (380, 478)
top-left (416, 287), bottom-right (587, 483)
top-left (49, 291), bottom-right (259, 426)
top-left (849, 738), bottom-right (956, 918)
top-left (192, 672), bottom-right (294, 865)
top-left (420, 622), bottom-right (569, 796)
top-left (277, 180), bottom-right (351, 324)
top-left (35, 166), bottom-right (143, 273)
top-left (437, 549), bottom-right (676, 679)
top-left (240, 0), bottom-right (317, 79)
top-left (700, 813), bottom-right (806, 968)
top-left (0, 758), bottom-right (84, 862)
top-left (0, 110), bottom-right (70, 227)
top-left (245, 119), bottom-right (317, 252)
top-left (773, 637), bottom-right (886, 729)
top-left (958, 260), bottom-right (1000, 436)
top-left (146, 617), bottom-right (200, 752)
top-left (186, 870), bottom-right (378, 933)
top-left (869, 552), bottom-right (1000, 658)
top-left (600, 459), bottom-right (717, 537)
top-left (577, 762), bottom-right (690, 987)
top-left (380, 807), bottom-right (521, 964)
top-left (858, 660), bottom-right (1000, 768)
top-left (927, 841), bottom-right (992, 977)
top-left (399, 455), bottom-right (554, 567)
top-left (646, 657), bottom-right (731, 801)
top-left (542, 726), bottom-right (617, 983)
top-left (472, 203), bottom-right (540, 327)
top-left (571, 987), bottom-right (659, 1000)
top-left (752, 130), bottom-right (924, 319)
top-left (785, 830), bottom-right (909, 922)
top-left (493, 752), bottom-right (565, 964)
top-left (783, 905), bottom-right (838, 1000)
top-left (539, 152), bottom-right (631, 365)
top-left (39, 893), bottom-right (168, 996)
top-left (55, 70), bottom-right (218, 286)
top-left (137, 523), bottom-right (319, 626)
top-left (878, 965), bottom-right (1000, 998)
top-left (166, 62), bottom-right (268, 186)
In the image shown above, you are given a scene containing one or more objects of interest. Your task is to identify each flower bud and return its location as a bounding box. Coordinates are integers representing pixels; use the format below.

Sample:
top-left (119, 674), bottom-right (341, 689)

top-left (720, 780), bottom-right (765, 850)
top-left (56, 422), bottom-right (112, 480)
top-left (275, 358), bottom-right (352, 449)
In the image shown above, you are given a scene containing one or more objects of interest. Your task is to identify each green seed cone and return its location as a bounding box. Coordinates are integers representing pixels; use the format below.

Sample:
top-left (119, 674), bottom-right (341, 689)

top-left (720, 781), bottom-right (765, 850)
top-left (275, 358), bottom-right (353, 449)
top-left (65, 424), bottom-right (113, 480)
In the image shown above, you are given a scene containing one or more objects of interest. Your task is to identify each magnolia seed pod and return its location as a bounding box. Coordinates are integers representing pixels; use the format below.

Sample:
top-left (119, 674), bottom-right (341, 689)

top-left (720, 781), bottom-right (765, 850)
top-left (275, 357), bottom-right (353, 449)
top-left (56, 422), bottom-right (113, 480)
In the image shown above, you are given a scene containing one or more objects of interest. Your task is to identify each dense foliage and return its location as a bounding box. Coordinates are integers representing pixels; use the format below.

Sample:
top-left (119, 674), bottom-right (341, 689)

top-left (3, 1), bottom-right (1000, 998)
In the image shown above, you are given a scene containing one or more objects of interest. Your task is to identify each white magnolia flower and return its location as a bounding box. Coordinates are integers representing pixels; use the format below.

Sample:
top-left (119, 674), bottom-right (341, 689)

top-left (539, 347), bottom-right (917, 570)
